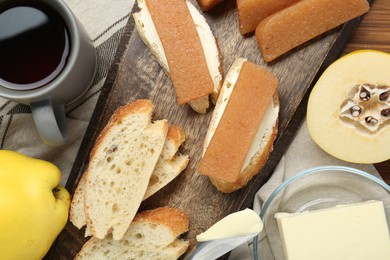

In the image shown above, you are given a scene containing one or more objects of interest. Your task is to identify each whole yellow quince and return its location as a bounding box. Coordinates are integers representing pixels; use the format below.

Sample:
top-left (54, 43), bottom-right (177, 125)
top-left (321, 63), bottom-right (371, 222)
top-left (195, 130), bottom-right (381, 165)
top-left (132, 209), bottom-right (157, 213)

top-left (0, 150), bottom-right (70, 260)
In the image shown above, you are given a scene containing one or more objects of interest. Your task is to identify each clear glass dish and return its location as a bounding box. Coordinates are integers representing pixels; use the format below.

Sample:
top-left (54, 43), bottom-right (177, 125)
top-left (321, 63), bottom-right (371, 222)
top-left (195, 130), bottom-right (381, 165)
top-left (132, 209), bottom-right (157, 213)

top-left (253, 165), bottom-right (390, 260)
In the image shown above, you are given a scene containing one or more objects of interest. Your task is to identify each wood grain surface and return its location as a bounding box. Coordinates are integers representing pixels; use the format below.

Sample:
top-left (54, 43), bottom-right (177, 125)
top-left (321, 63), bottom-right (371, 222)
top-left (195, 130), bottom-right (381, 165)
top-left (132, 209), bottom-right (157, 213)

top-left (48, 0), bottom-right (390, 258)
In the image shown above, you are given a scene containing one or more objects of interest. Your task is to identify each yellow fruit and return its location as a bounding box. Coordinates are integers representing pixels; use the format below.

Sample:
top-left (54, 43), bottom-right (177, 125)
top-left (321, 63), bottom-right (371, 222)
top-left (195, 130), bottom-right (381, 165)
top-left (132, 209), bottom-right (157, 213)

top-left (0, 150), bottom-right (70, 260)
top-left (307, 50), bottom-right (390, 163)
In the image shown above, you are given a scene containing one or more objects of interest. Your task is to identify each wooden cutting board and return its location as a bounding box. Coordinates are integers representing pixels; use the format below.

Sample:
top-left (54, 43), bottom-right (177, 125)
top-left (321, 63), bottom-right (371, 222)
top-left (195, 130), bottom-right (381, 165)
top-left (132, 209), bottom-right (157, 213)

top-left (49, 0), bottom-right (375, 258)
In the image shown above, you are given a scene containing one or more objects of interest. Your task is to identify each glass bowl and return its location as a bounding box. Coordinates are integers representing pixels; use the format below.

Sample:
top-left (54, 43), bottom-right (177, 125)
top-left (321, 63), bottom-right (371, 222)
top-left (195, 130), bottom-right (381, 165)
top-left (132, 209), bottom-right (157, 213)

top-left (253, 165), bottom-right (390, 260)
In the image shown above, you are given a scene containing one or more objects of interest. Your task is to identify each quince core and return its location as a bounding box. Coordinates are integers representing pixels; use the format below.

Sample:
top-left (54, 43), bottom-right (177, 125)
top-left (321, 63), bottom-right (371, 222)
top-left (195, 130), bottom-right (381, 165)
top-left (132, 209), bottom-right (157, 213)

top-left (307, 50), bottom-right (390, 163)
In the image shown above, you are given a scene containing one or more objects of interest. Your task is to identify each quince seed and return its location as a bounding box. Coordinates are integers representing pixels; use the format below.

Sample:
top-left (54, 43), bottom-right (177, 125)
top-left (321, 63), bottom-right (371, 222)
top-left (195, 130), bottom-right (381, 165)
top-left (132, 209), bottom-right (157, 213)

top-left (365, 116), bottom-right (378, 124)
top-left (379, 92), bottom-right (389, 101)
top-left (381, 108), bottom-right (390, 117)
top-left (359, 87), bottom-right (370, 101)
top-left (350, 105), bottom-right (362, 117)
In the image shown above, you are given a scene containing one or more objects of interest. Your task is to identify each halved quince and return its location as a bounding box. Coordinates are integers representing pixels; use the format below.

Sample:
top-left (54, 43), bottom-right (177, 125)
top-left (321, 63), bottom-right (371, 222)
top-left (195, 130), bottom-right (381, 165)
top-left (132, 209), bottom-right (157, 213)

top-left (307, 50), bottom-right (390, 163)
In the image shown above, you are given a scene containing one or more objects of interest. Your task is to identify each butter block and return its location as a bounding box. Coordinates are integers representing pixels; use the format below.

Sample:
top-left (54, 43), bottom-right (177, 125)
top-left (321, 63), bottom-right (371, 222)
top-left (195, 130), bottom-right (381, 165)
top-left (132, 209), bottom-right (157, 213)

top-left (275, 200), bottom-right (390, 260)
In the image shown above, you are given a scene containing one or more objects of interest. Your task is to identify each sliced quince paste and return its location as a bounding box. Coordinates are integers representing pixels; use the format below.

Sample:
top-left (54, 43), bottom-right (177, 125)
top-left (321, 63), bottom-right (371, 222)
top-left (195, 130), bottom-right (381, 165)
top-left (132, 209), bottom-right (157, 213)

top-left (198, 61), bottom-right (278, 183)
top-left (145, 0), bottom-right (214, 104)
top-left (197, 0), bottom-right (224, 11)
top-left (307, 50), bottom-right (390, 164)
top-left (237, 0), bottom-right (300, 35)
top-left (255, 0), bottom-right (369, 62)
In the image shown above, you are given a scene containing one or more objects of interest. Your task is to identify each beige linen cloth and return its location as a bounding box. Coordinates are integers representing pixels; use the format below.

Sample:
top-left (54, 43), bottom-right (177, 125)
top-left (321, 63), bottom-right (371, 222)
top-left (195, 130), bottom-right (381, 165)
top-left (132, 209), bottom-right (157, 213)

top-left (0, 0), bottom-right (135, 185)
top-left (229, 119), bottom-right (386, 260)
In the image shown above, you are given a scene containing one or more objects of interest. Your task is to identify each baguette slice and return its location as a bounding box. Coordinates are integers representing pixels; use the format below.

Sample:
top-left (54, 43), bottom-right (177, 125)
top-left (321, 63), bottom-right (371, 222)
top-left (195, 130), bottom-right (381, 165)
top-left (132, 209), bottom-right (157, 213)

top-left (69, 125), bottom-right (189, 232)
top-left (200, 58), bottom-right (279, 192)
top-left (143, 125), bottom-right (189, 200)
top-left (133, 0), bottom-right (223, 113)
top-left (75, 207), bottom-right (190, 260)
top-left (69, 174), bottom-right (88, 230)
top-left (84, 99), bottom-right (168, 240)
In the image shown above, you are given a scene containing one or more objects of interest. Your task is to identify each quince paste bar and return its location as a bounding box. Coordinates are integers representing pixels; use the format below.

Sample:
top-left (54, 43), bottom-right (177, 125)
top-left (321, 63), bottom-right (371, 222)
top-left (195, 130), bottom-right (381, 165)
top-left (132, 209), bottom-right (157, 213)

top-left (197, 0), bottom-right (224, 11)
top-left (237, 0), bottom-right (300, 35)
top-left (198, 61), bottom-right (278, 183)
top-left (255, 0), bottom-right (369, 62)
top-left (145, 0), bottom-right (214, 104)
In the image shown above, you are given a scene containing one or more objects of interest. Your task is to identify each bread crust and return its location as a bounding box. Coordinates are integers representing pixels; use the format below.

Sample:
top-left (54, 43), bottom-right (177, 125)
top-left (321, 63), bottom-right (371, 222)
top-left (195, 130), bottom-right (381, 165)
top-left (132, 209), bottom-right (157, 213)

top-left (133, 207), bottom-right (190, 238)
top-left (167, 125), bottom-right (186, 146)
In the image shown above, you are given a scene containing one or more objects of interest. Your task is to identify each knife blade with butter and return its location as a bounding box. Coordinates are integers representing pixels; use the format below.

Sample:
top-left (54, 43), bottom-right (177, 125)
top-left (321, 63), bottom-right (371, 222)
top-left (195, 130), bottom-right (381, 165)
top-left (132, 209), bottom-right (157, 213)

top-left (186, 208), bottom-right (263, 260)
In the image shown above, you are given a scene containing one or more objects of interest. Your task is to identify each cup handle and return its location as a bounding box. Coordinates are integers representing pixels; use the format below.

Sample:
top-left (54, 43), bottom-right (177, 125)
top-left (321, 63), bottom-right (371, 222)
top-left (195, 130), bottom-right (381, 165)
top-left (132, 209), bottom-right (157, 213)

top-left (30, 99), bottom-right (68, 147)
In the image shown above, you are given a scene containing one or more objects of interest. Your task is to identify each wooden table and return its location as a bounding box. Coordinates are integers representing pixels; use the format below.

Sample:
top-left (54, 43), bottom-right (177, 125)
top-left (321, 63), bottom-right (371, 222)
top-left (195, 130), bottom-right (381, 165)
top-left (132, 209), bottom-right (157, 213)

top-left (344, 0), bottom-right (390, 183)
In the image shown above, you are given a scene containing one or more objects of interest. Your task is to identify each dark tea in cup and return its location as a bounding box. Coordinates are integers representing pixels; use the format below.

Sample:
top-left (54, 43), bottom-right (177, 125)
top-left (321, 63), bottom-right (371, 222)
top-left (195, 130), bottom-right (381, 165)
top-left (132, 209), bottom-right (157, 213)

top-left (0, 0), bottom-right (96, 146)
top-left (0, 1), bottom-right (70, 90)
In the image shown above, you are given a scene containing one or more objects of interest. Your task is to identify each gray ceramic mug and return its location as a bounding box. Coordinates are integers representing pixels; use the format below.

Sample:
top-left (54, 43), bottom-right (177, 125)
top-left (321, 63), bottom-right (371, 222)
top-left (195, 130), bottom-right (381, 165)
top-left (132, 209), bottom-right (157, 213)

top-left (0, 0), bottom-right (96, 146)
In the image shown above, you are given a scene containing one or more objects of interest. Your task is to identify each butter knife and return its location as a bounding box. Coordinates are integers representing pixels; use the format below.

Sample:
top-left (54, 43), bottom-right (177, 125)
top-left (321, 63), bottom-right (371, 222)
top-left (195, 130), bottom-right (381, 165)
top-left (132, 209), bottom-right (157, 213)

top-left (185, 233), bottom-right (257, 260)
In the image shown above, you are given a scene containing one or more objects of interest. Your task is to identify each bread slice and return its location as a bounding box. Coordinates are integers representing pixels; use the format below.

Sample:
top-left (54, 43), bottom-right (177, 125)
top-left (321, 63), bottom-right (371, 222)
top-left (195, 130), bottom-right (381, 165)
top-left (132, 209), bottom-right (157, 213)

top-left (75, 207), bottom-right (190, 260)
top-left (69, 126), bottom-right (188, 223)
top-left (133, 0), bottom-right (223, 114)
top-left (69, 174), bottom-right (88, 230)
top-left (143, 125), bottom-right (189, 200)
top-left (200, 58), bottom-right (279, 193)
top-left (70, 125), bottom-right (189, 231)
top-left (83, 99), bottom-right (168, 240)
